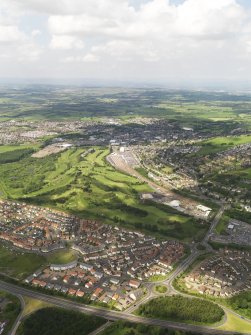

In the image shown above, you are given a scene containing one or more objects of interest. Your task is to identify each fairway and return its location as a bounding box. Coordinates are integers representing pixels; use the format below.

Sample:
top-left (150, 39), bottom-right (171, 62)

top-left (0, 146), bottom-right (205, 241)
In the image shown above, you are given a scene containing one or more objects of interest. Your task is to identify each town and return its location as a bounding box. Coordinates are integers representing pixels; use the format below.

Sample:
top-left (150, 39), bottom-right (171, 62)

top-left (0, 199), bottom-right (185, 310)
top-left (184, 248), bottom-right (251, 297)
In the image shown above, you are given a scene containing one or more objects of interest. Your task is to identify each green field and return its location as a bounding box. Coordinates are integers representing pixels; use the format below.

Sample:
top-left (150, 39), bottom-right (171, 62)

top-left (218, 310), bottom-right (251, 333)
top-left (0, 245), bottom-right (45, 280)
top-left (46, 249), bottom-right (78, 265)
top-left (0, 245), bottom-right (79, 280)
top-left (1, 88), bottom-right (251, 133)
top-left (17, 307), bottom-right (105, 335)
top-left (196, 135), bottom-right (251, 156)
top-left (0, 146), bottom-right (205, 241)
top-left (0, 144), bottom-right (41, 154)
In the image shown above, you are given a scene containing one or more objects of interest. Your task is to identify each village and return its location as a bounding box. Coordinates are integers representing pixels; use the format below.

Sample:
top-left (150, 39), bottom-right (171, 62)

top-left (0, 199), bottom-right (185, 310)
top-left (184, 248), bottom-right (251, 297)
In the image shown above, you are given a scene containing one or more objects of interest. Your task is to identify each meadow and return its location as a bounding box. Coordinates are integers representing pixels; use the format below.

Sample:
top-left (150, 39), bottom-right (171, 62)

top-left (0, 146), bottom-right (205, 241)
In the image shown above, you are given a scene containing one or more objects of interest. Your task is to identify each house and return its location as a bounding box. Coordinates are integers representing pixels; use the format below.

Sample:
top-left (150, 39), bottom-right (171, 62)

top-left (129, 289), bottom-right (143, 301)
top-left (76, 289), bottom-right (85, 297)
top-left (50, 261), bottom-right (78, 271)
top-left (61, 286), bottom-right (68, 294)
top-left (79, 263), bottom-right (94, 271)
top-left (68, 288), bottom-right (77, 296)
top-left (92, 288), bottom-right (103, 299)
top-left (110, 278), bottom-right (120, 285)
top-left (112, 293), bottom-right (120, 301)
top-left (25, 275), bottom-right (34, 284)
top-left (33, 269), bottom-right (42, 277)
top-left (85, 281), bottom-right (93, 289)
top-left (46, 283), bottom-right (55, 290)
top-left (63, 275), bottom-right (70, 283)
top-left (129, 279), bottom-right (140, 289)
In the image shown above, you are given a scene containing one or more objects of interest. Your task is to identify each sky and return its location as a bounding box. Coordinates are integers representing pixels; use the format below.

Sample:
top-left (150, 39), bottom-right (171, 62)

top-left (1, 0), bottom-right (251, 86)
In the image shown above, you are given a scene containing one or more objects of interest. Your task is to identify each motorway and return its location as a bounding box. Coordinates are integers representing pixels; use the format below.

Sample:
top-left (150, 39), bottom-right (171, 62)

top-left (0, 280), bottom-right (248, 335)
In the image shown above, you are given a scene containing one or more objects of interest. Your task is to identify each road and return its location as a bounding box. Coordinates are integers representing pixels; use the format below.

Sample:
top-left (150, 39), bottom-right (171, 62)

top-left (88, 321), bottom-right (112, 335)
top-left (8, 294), bottom-right (25, 335)
top-left (0, 280), bottom-right (247, 335)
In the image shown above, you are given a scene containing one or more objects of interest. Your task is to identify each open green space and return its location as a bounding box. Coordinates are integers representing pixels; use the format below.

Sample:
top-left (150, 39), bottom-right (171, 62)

top-left (154, 285), bottom-right (168, 294)
top-left (46, 249), bottom-right (78, 265)
top-left (0, 245), bottom-right (45, 280)
top-left (136, 295), bottom-right (224, 325)
top-left (148, 274), bottom-right (169, 282)
top-left (0, 148), bottom-right (35, 164)
top-left (22, 297), bottom-right (53, 317)
top-left (0, 146), bottom-right (204, 241)
top-left (217, 310), bottom-right (251, 333)
top-left (196, 135), bottom-right (251, 156)
top-left (0, 245), bottom-right (79, 280)
top-left (17, 307), bottom-right (105, 335)
top-left (0, 291), bottom-right (21, 335)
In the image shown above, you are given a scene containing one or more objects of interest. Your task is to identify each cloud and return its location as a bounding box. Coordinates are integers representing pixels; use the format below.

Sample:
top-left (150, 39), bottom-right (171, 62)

top-left (64, 53), bottom-right (99, 63)
top-left (1, 0), bottom-right (251, 82)
top-left (50, 35), bottom-right (84, 50)
top-left (0, 24), bottom-right (25, 43)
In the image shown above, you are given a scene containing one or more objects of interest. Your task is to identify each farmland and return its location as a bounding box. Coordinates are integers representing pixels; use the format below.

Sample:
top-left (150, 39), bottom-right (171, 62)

top-left (0, 87), bottom-right (250, 132)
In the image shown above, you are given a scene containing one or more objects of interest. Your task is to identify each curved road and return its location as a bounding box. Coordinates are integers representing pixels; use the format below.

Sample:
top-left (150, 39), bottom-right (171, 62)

top-left (8, 294), bottom-right (25, 335)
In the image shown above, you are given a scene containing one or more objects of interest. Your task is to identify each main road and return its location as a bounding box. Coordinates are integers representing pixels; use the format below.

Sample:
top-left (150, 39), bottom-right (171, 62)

top-left (0, 280), bottom-right (247, 335)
